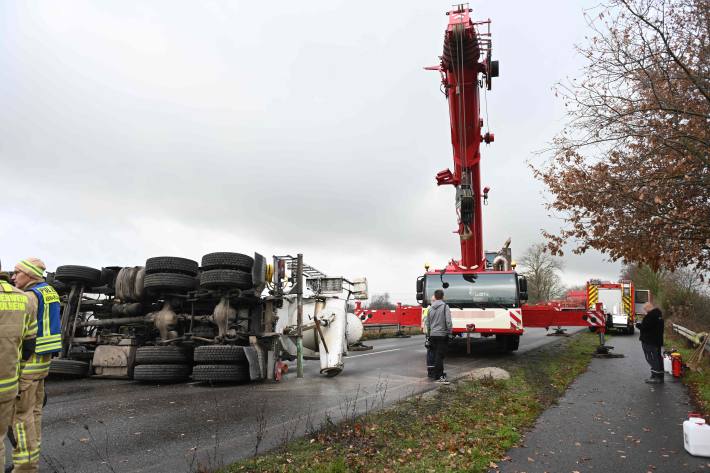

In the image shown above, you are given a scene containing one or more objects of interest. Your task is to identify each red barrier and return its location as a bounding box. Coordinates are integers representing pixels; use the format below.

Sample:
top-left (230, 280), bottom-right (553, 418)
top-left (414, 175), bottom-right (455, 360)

top-left (354, 302), bottom-right (422, 327)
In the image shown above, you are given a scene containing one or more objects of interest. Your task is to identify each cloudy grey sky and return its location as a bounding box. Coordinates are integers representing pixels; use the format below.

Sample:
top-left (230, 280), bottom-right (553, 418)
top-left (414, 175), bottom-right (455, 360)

top-left (0, 1), bottom-right (621, 303)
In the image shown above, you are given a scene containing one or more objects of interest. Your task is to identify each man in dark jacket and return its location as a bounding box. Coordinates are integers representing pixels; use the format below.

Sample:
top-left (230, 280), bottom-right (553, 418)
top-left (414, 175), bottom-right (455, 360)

top-left (425, 289), bottom-right (453, 384)
top-left (636, 302), bottom-right (664, 384)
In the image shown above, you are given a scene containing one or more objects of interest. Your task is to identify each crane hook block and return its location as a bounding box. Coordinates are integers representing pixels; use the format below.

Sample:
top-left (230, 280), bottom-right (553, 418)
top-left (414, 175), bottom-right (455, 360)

top-left (483, 132), bottom-right (495, 144)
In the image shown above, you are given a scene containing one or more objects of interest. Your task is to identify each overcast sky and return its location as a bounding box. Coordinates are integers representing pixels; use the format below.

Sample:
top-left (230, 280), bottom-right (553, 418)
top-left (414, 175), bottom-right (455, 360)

top-left (0, 1), bottom-right (622, 303)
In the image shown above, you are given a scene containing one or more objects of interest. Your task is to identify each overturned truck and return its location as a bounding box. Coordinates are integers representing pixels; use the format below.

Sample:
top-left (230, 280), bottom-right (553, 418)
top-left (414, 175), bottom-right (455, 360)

top-left (47, 253), bottom-right (367, 383)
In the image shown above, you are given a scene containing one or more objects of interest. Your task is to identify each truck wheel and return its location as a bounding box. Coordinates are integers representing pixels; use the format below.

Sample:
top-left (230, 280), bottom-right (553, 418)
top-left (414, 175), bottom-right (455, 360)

top-left (510, 335), bottom-right (520, 351)
top-left (194, 345), bottom-right (247, 364)
top-left (145, 257), bottom-right (199, 276)
top-left (190, 325), bottom-right (216, 339)
top-left (201, 252), bottom-right (254, 272)
top-left (55, 265), bottom-right (102, 286)
top-left (133, 364), bottom-right (191, 383)
top-left (495, 335), bottom-right (519, 352)
top-left (192, 364), bottom-right (249, 383)
top-left (135, 346), bottom-right (191, 364)
top-left (49, 359), bottom-right (90, 378)
top-left (199, 269), bottom-right (252, 289)
top-left (143, 273), bottom-right (197, 292)
top-left (628, 325), bottom-right (635, 335)
top-left (45, 273), bottom-right (69, 294)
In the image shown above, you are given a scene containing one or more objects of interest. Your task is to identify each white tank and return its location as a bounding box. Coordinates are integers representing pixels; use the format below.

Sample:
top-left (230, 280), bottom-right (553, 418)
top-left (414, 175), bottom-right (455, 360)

top-left (346, 313), bottom-right (364, 345)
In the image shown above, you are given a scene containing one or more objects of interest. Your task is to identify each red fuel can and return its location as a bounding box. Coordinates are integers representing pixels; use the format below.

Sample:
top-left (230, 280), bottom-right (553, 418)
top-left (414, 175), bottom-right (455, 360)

top-left (671, 351), bottom-right (683, 378)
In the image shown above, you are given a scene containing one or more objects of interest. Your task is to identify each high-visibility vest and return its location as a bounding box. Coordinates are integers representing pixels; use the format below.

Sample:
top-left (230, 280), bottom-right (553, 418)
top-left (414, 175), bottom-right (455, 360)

top-left (28, 282), bottom-right (62, 354)
top-left (0, 280), bottom-right (35, 401)
top-left (422, 307), bottom-right (429, 334)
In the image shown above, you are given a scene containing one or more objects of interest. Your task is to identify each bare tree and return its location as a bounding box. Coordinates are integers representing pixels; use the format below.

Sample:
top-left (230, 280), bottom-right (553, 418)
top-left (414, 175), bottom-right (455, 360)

top-left (621, 263), bottom-right (710, 327)
top-left (533, 0), bottom-right (710, 272)
top-left (520, 243), bottom-right (565, 303)
top-left (367, 293), bottom-right (396, 310)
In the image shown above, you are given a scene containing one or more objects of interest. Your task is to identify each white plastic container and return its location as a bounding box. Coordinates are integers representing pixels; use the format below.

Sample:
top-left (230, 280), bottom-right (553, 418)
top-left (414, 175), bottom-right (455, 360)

top-left (684, 415), bottom-right (710, 457)
top-left (663, 354), bottom-right (673, 374)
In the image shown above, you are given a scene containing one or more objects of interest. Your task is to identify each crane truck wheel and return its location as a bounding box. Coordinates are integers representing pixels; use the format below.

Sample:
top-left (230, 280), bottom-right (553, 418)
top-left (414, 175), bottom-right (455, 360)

top-left (135, 346), bottom-right (191, 365)
top-left (192, 364), bottom-right (249, 383)
top-left (495, 334), bottom-right (520, 352)
top-left (194, 345), bottom-right (247, 364)
top-left (199, 269), bottom-right (252, 290)
top-left (133, 364), bottom-right (191, 383)
top-left (48, 359), bottom-right (90, 378)
top-left (145, 256), bottom-right (199, 276)
top-left (55, 265), bottom-right (102, 286)
top-left (201, 252), bottom-right (254, 272)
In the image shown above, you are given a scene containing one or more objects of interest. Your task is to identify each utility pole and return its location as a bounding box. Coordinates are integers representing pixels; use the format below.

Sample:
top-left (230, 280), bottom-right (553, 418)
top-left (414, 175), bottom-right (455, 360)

top-left (296, 253), bottom-right (304, 378)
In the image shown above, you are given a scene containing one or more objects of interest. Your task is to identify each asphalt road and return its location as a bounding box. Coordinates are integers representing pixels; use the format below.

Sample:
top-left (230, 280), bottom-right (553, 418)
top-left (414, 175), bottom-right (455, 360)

top-left (29, 328), bottom-right (578, 473)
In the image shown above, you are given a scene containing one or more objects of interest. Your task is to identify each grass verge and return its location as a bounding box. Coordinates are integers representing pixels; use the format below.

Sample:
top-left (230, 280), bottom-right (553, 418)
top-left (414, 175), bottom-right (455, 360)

top-left (665, 332), bottom-right (710, 416)
top-left (223, 332), bottom-right (600, 473)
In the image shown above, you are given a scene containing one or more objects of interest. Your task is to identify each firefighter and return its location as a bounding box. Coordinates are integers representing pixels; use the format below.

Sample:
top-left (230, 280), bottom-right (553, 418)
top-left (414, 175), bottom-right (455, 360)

top-left (10, 258), bottom-right (60, 473)
top-left (0, 261), bottom-right (37, 473)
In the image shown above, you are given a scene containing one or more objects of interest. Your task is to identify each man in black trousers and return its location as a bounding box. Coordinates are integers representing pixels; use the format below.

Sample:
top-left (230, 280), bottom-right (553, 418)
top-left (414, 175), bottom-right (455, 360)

top-left (637, 301), bottom-right (665, 384)
top-left (426, 289), bottom-right (453, 385)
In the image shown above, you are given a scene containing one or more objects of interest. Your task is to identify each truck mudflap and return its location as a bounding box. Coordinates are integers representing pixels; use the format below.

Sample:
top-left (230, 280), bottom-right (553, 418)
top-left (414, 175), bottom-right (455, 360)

top-left (243, 344), bottom-right (267, 381)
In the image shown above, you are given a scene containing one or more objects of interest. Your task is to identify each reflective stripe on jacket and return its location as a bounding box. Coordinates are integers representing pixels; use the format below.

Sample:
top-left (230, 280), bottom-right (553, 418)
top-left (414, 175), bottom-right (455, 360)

top-left (0, 280), bottom-right (35, 401)
top-left (28, 282), bottom-right (62, 354)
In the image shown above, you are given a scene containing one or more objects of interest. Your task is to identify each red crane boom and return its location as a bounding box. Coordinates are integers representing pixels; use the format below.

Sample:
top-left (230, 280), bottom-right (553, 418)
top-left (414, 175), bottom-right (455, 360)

top-left (428, 5), bottom-right (496, 269)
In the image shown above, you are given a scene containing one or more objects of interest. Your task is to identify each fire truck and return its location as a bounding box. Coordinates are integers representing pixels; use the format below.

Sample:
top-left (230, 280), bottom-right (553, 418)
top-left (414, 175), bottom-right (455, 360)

top-left (417, 5), bottom-right (608, 351)
top-left (587, 280), bottom-right (651, 334)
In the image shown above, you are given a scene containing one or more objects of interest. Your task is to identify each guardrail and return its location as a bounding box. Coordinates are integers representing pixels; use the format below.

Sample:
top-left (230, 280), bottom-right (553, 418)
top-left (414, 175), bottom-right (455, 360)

top-left (672, 323), bottom-right (709, 354)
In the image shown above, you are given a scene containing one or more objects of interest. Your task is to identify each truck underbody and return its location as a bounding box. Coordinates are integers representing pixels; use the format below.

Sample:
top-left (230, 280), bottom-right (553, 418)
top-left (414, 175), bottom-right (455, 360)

top-left (46, 253), bottom-right (367, 384)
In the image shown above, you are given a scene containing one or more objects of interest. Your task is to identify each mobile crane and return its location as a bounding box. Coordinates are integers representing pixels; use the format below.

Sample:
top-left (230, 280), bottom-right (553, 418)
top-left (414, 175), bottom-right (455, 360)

top-left (417, 5), bottom-right (608, 351)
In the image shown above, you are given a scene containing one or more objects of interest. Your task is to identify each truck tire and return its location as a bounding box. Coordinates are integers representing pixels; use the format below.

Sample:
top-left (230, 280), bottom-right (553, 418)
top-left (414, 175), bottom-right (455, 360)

top-left (192, 364), bottom-right (249, 383)
top-left (133, 364), bottom-right (190, 383)
top-left (49, 359), bottom-right (90, 378)
top-left (510, 335), bottom-right (520, 351)
top-left (145, 257), bottom-right (199, 276)
top-left (496, 334), bottom-right (519, 352)
top-left (45, 273), bottom-right (69, 294)
top-left (100, 267), bottom-right (120, 286)
top-left (199, 269), bottom-right (252, 289)
top-left (55, 265), bottom-right (102, 286)
top-left (135, 346), bottom-right (191, 365)
top-left (194, 345), bottom-right (247, 364)
top-left (201, 252), bottom-right (254, 272)
top-left (190, 325), bottom-right (216, 339)
top-left (143, 273), bottom-right (197, 292)
top-left (628, 325), bottom-right (635, 335)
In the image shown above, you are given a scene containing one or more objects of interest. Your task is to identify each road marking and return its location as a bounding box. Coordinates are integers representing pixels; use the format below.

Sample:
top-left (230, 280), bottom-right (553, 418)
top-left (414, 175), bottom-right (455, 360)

top-left (349, 348), bottom-right (401, 358)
